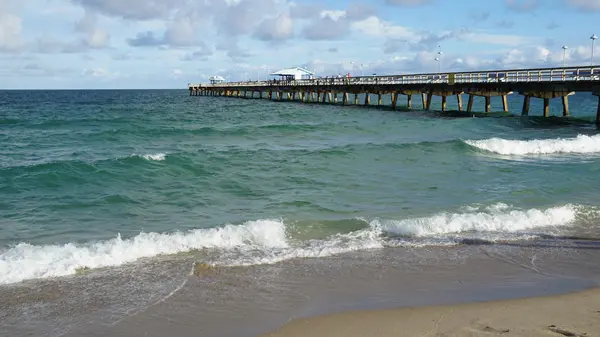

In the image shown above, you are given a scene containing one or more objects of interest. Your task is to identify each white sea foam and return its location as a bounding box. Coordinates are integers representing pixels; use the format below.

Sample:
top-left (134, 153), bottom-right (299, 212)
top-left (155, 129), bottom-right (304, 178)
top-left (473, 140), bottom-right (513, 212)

top-left (374, 203), bottom-right (576, 237)
top-left (136, 153), bottom-right (167, 161)
top-left (0, 220), bottom-right (288, 285)
top-left (143, 153), bottom-right (167, 161)
top-left (0, 204), bottom-right (580, 285)
top-left (464, 134), bottom-right (600, 155)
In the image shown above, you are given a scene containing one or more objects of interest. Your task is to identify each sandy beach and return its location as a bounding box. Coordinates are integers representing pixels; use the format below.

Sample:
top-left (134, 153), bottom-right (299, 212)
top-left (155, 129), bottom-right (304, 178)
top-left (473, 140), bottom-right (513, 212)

top-left (262, 287), bottom-right (600, 337)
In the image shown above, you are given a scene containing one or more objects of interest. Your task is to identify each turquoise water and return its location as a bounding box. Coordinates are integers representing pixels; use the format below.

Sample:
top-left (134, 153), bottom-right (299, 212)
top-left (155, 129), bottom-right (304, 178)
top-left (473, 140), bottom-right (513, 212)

top-left (1, 89), bottom-right (600, 285)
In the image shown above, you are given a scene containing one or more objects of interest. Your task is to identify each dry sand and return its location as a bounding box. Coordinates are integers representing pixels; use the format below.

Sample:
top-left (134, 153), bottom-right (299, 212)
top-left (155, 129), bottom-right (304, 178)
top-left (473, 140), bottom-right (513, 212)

top-left (261, 287), bottom-right (600, 337)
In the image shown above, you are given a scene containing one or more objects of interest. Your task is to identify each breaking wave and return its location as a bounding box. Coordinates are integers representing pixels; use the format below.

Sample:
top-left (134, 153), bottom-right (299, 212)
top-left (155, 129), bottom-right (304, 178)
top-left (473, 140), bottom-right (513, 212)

top-left (136, 153), bottom-right (167, 161)
top-left (0, 203), bottom-right (581, 285)
top-left (464, 134), bottom-right (600, 155)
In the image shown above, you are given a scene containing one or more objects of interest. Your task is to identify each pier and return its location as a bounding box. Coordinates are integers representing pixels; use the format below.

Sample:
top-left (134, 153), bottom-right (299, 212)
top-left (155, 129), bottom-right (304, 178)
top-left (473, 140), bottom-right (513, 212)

top-left (188, 65), bottom-right (600, 123)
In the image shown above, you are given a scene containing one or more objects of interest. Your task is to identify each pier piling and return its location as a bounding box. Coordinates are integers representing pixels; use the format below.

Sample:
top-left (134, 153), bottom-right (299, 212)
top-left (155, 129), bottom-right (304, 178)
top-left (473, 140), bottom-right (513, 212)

top-left (522, 96), bottom-right (530, 116)
top-left (562, 96), bottom-right (569, 116)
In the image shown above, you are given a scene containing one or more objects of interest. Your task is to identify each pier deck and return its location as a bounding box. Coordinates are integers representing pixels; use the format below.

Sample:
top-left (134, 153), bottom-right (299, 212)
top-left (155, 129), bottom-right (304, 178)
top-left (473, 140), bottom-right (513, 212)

top-left (189, 65), bottom-right (600, 123)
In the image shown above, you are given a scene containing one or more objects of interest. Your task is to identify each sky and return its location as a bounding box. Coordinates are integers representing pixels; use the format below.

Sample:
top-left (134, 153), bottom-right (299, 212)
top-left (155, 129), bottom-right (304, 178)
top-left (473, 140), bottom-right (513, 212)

top-left (0, 0), bottom-right (599, 89)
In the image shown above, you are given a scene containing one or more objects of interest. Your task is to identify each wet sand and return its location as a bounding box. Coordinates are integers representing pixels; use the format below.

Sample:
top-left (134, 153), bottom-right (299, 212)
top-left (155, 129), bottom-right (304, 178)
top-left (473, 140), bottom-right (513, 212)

top-left (262, 286), bottom-right (600, 337)
top-left (88, 243), bottom-right (600, 337)
top-left (4, 243), bottom-right (600, 337)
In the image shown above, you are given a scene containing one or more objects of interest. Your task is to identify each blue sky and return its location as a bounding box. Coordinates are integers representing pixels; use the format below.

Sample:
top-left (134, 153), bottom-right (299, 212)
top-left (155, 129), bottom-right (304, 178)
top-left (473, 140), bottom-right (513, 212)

top-left (0, 0), bottom-right (599, 89)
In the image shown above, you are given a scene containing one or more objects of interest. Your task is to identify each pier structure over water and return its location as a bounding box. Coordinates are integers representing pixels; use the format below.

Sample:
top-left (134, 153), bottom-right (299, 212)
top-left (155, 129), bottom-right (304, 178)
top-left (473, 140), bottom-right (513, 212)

top-left (188, 65), bottom-right (600, 123)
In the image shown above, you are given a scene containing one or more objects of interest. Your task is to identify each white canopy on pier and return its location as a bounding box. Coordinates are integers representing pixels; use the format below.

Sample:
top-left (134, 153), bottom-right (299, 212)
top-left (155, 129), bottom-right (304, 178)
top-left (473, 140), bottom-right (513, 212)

top-left (209, 75), bottom-right (225, 83)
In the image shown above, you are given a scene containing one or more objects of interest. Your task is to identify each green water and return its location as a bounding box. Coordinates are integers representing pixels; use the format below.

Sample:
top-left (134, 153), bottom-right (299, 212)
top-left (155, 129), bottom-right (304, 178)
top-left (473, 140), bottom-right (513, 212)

top-left (1, 89), bottom-right (600, 286)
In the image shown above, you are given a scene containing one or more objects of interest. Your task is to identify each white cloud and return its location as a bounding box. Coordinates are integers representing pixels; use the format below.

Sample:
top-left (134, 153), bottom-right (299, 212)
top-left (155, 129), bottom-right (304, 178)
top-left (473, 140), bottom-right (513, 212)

top-left (351, 16), bottom-right (416, 41)
top-left (320, 10), bottom-right (346, 20)
top-left (0, 7), bottom-right (22, 51)
top-left (254, 12), bottom-right (294, 41)
top-left (82, 67), bottom-right (120, 78)
top-left (75, 11), bottom-right (110, 48)
top-left (0, 0), bottom-right (598, 88)
top-left (461, 32), bottom-right (538, 46)
top-left (385, 0), bottom-right (434, 6)
top-left (566, 0), bottom-right (600, 10)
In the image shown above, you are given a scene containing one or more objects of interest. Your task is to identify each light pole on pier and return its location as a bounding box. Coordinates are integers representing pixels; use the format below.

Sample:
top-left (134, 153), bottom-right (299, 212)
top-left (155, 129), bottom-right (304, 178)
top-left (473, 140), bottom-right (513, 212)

top-left (562, 45), bottom-right (568, 68)
top-left (436, 45), bottom-right (443, 74)
top-left (591, 34), bottom-right (598, 66)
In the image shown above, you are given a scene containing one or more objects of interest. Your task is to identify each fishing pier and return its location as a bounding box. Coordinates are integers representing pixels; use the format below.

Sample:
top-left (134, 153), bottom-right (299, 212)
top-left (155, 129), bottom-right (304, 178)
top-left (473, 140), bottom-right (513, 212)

top-left (189, 66), bottom-right (600, 123)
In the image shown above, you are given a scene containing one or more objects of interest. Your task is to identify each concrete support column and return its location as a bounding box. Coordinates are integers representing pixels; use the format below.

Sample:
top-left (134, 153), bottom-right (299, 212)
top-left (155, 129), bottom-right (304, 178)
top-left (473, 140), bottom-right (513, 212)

top-left (467, 95), bottom-right (474, 113)
top-left (377, 93), bottom-right (382, 106)
top-left (334, 92), bottom-right (338, 104)
top-left (317, 92), bottom-right (321, 102)
top-left (457, 94), bottom-right (463, 111)
top-left (322, 92), bottom-right (327, 103)
top-left (425, 93), bottom-right (433, 111)
top-left (343, 93), bottom-right (349, 105)
top-left (543, 98), bottom-right (550, 117)
top-left (485, 96), bottom-right (491, 113)
top-left (312, 92), bottom-right (316, 102)
top-left (354, 94), bottom-right (358, 105)
top-left (502, 95), bottom-right (508, 112)
top-left (391, 93), bottom-right (398, 110)
top-left (562, 96), bottom-right (569, 116)
top-left (522, 95), bottom-right (530, 116)
top-left (407, 94), bottom-right (412, 109)
top-left (421, 93), bottom-right (427, 110)
top-left (328, 92), bottom-right (333, 103)
top-left (364, 93), bottom-right (370, 105)
top-left (441, 95), bottom-right (447, 112)
top-left (268, 91), bottom-right (273, 100)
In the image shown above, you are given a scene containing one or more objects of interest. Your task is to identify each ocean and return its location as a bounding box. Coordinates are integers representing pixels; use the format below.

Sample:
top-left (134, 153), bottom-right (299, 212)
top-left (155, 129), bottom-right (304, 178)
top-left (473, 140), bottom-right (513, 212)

top-left (2, 89), bottom-right (600, 337)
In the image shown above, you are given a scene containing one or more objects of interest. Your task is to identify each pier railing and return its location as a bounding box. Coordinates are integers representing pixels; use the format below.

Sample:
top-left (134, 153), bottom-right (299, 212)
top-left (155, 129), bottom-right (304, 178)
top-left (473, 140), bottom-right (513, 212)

top-left (190, 65), bottom-right (599, 88)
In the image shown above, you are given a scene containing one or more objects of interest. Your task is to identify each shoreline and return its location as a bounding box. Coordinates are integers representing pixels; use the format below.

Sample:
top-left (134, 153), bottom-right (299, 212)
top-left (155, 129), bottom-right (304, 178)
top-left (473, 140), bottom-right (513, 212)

top-left (261, 286), bottom-right (600, 337)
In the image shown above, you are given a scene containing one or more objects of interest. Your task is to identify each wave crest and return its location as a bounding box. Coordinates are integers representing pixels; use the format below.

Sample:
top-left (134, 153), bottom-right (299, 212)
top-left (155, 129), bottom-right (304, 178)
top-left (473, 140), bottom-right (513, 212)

top-left (373, 203), bottom-right (576, 237)
top-left (464, 134), bottom-right (600, 155)
top-left (136, 153), bottom-right (167, 161)
top-left (0, 204), bottom-right (582, 285)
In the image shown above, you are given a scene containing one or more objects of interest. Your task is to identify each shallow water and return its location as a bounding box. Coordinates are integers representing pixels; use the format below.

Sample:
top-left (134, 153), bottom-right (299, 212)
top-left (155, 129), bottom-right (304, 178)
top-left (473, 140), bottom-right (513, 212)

top-left (1, 89), bottom-right (600, 336)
